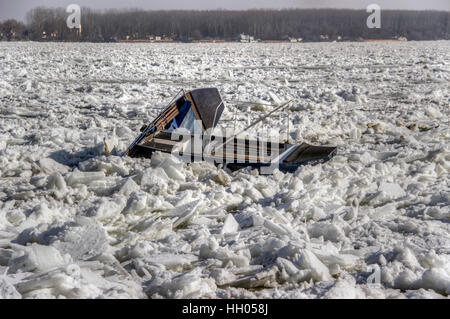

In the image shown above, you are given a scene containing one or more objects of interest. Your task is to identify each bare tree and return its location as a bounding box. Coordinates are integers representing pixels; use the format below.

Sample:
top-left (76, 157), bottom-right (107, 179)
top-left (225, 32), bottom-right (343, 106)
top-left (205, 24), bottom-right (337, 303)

top-left (0, 19), bottom-right (25, 40)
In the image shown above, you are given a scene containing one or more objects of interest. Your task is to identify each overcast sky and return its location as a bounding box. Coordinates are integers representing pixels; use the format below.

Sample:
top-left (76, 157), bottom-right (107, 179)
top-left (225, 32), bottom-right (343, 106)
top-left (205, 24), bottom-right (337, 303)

top-left (1, 0), bottom-right (449, 22)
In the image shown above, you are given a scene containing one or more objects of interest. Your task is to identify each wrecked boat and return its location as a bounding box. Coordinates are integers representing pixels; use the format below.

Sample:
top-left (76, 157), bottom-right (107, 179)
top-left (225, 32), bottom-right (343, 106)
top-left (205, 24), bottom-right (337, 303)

top-left (124, 88), bottom-right (336, 174)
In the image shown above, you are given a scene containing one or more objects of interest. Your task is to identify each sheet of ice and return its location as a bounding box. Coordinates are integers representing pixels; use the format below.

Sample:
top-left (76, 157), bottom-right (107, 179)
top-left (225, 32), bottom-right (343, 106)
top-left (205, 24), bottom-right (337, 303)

top-left (0, 41), bottom-right (448, 299)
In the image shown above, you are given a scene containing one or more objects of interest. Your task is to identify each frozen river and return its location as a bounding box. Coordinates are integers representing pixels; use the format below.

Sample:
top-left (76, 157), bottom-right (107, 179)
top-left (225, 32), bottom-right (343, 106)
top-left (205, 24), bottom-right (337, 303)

top-left (0, 41), bottom-right (449, 298)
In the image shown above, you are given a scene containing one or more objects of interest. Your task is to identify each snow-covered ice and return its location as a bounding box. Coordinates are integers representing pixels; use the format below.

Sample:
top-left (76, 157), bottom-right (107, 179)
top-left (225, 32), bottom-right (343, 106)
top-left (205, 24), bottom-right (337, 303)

top-left (0, 41), bottom-right (449, 299)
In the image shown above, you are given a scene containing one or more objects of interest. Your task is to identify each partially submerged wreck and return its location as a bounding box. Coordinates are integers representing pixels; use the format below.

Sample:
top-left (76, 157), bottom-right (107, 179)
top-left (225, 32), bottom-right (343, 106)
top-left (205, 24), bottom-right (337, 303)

top-left (124, 88), bottom-right (336, 174)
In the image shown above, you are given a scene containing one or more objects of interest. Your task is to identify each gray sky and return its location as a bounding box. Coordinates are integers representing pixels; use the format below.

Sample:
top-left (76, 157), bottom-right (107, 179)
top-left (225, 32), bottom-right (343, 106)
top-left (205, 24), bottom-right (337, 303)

top-left (1, 0), bottom-right (449, 22)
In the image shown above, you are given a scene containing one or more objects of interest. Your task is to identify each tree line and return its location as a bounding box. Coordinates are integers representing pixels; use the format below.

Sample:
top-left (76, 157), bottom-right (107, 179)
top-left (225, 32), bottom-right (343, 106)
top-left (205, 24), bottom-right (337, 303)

top-left (1, 8), bottom-right (449, 42)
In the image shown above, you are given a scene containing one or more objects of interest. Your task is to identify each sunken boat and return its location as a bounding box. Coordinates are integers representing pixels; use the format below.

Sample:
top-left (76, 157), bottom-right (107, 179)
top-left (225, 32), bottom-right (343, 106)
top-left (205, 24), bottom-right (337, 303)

top-left (124, 88), bottom-right (336, 174)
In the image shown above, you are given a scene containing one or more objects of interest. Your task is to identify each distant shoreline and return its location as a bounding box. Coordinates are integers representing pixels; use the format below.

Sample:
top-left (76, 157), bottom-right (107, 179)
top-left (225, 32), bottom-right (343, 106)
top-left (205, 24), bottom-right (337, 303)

top-left (2, 8), bottom-right (449, 42)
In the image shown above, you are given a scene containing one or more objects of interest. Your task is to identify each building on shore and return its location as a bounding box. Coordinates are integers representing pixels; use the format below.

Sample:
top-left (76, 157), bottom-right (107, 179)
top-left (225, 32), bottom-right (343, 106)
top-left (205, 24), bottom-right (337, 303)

top-left (237, 34), bottom-right (256, 43)
top-left (282, 36), bottom-right (303, 43)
